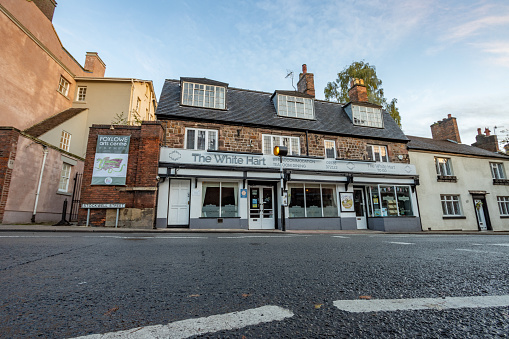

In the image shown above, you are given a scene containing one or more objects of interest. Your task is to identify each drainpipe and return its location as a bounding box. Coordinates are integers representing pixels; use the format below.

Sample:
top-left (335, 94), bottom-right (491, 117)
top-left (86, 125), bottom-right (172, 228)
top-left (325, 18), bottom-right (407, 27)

top-left (32, 146), bottom-right (48, 223)
top-left (305, 130), bottom-right (309, 156)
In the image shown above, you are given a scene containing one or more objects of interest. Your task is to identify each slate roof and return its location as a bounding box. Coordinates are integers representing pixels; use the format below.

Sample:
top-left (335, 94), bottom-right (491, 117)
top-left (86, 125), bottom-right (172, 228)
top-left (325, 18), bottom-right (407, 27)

top-left (156, 79), bottom-right (408, 142)
top-left (24, 108), bottom-right (87, 137)
top-left (407, 135), bottom-right (509, 159)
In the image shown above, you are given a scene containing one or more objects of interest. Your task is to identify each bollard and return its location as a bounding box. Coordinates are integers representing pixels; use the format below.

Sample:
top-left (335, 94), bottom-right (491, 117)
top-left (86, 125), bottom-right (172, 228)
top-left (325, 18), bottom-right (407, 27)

top-left (54, 199), bottom-right (71, 226)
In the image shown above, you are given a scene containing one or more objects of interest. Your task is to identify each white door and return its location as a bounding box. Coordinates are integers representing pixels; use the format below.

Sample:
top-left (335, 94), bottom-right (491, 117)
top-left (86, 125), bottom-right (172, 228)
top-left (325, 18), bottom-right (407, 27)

top-left (249, 186), bottom-right (274, 229)
top-left (168, 179), bottom-right (190, 226)
top-left (354, 188), bottom-right (367, 229)
top-left (474, 199), bottom-right (487, 231)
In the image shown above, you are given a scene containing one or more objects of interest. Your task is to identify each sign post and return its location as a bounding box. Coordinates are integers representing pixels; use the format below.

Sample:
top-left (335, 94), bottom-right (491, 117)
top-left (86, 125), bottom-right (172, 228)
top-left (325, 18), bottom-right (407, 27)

top-left (274, 146), bottom-right (288, 231)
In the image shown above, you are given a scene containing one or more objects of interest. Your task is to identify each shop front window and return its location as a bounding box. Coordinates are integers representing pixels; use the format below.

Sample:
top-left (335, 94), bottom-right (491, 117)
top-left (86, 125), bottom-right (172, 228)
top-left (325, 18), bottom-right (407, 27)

top-left (201, 182), bottom-right (238, 217)
top-left (367, 185), bottom-right (413, 217)
top-left (288, 183), bottom-right (337, 218)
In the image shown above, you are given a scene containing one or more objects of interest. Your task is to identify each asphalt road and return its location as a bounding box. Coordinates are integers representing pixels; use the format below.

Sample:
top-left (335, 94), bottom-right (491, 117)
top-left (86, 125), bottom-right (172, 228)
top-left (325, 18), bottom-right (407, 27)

top-left (1, 232), bottom-right (509, 338)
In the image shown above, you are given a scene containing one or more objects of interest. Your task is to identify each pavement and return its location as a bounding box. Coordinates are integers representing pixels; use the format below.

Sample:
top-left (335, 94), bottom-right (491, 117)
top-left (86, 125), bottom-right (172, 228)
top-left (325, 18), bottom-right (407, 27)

top-left (1, 223), bottom-right (509, 234)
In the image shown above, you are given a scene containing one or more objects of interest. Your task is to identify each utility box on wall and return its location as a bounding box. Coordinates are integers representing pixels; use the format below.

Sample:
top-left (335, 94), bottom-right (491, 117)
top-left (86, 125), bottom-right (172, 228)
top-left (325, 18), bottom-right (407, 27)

top-left (78, 122), bottom-right (164, 228)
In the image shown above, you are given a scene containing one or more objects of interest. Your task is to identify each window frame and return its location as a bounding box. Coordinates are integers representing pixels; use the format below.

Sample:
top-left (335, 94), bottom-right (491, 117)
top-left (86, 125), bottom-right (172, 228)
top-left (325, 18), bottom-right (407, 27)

top-left (181, 81), bottom-right (226, 110)
top-left (262, 134), bottom-right (300, 156)
top-left (351, 104), bottom-right (383, 128)
top-left (288, 183), bottom-right (338, 218)
top-left (76, 86), bottom-right (87, 102)
top-left (440, 194), bottom-right (463, 216)
top-left (184, 128), bottom-right (218, 151)
top-left (58, 163), bottom-right (72, 192)
top-left (490, 162), bottom-right (506, 179)
top-left (275, 94), bottom-right (315, 120)
top-left (324, 140), bottom-right (336, 159)
top-left (498, 196), bottom-right (509, 217)
top-left (366, 185), bottom-right (414, 217)
top-left (435, 157), bottom-right (453, 176)
top-left (57, 76), bottom-right (70, 97)
top-left (367, 145), bottom-right (389, 162)
top-left (201, 182), bottom-right (238, 218)
top-left (59, 130), bottom-right (71, 152)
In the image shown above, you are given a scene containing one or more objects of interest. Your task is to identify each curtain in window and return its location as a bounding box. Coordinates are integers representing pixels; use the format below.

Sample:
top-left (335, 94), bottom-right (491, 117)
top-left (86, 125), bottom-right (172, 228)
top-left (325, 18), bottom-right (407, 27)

top-left (288, 184), bottom-right (305, 217)
top-left (202, 183), bottom-right (220, 217)
top-left (305, 184), bottom-right (322, 217)
top-left (321, 185), bottom-right (337, 217)
top-left (221, 182), bottom-right (238, 217)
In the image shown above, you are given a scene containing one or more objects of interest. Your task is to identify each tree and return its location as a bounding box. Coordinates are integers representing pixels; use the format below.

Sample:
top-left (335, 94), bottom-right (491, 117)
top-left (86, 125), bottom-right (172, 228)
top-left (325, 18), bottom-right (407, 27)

top-left (324, 61), bottom-right (402, 127)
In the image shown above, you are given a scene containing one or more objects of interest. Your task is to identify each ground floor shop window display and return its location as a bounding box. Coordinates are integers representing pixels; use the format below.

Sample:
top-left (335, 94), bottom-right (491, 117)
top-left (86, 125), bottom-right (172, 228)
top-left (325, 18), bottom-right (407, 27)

top-left (288, 183), bottom-right (337, 217)
top-left (366, 185), bottom-right (413, 217)
top-left (201, 182), bottom-right (238, 217)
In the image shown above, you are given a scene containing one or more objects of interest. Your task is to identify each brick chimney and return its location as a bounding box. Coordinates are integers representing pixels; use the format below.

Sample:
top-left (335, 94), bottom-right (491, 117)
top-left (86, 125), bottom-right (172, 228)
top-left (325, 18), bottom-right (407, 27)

top-left (430, 114), bottom-right (462, 143)
top-left (472, 127), bottom-right (499, 152)
top-left (84, 52), bottom-right (106, 77)
top-left (32, 0), bottom-right (57, 21)
top-left (297, 64), bottom-right (315, 97)
top-left (348, 78), bottom-right (368, 103)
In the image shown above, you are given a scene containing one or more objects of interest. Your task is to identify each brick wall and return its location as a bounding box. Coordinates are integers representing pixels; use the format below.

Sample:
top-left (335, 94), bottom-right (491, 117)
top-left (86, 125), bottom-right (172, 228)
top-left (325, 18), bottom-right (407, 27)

top-left (78, 122), bottom-right (164, 227)
top-left (0, 128), bottom-right (19, 223)
top-left (161, 120), bottom-right (409, 163)
top-left (430, 115), bottom-right (461, 143)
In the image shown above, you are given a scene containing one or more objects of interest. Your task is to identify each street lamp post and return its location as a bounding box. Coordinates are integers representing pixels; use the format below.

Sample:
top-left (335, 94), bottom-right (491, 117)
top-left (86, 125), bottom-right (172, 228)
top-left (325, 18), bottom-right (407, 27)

top-left (273, 146), bottom-right (288, 231)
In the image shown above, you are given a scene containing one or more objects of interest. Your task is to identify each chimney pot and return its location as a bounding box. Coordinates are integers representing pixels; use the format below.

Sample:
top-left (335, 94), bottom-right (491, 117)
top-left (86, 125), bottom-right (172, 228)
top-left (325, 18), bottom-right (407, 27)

top-left (485, 128), bottom-right (491, 136)
top-left (477, 128), bottom-right (482, 135)
top-left (447, 114), bottom-right (452, 119)
top-left (302, 64), bottom-right (307, 74)
top-left (348, 78), bottom-right (368, 102)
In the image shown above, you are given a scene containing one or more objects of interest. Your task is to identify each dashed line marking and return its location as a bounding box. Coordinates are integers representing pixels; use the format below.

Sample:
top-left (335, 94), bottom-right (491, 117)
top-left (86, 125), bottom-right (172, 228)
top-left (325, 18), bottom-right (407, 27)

top-left (217, 235), bottom-right (299, 239)
top-left (492, 243), bottom-right (509, 247)
top-left (456, 248), bottom-right (500, 254)
top-left (332, 236), bottom-right (350, 238)
top-left (0, 235), bottom-right (71, 238)
top-left (72, 305), bottom-right (293, 339)
top-left (333, 295), bottom-right (509, 313)
top-left (387, 241), bottom-right (415, 245)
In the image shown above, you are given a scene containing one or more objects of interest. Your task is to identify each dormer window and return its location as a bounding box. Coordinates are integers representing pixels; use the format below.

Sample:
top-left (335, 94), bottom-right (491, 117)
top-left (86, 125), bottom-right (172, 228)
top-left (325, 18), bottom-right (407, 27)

top-left (274, 93), bottom-right (314, 119)
top-left (182, 81), bottom-right (226, 109)
top-left (345, 104), bottom-right (383, 128)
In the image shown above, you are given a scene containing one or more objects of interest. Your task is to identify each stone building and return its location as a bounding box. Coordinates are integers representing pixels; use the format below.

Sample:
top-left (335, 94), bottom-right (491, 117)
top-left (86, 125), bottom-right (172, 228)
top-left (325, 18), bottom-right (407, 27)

top-left (154, 66), bottom-right (420, 231)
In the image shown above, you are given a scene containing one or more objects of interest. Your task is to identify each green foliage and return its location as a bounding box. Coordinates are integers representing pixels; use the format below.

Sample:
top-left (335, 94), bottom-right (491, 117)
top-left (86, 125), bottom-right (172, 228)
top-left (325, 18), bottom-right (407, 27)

top-left (324, 61), bottom-right (402, 127)
top-left (110, 111), bottom-right (142, 126)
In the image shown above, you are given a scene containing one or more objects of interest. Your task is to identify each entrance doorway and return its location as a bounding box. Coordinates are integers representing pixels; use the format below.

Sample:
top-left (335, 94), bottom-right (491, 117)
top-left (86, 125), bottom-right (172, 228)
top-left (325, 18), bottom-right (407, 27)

top-left (354, 188), bottom-right (367, 229)
top-left (473, 195), bottom-right (491, 231)
top-left (249, 186), bottom-right (274, 229)
top-left (168, 179), bottom-right (190, 227)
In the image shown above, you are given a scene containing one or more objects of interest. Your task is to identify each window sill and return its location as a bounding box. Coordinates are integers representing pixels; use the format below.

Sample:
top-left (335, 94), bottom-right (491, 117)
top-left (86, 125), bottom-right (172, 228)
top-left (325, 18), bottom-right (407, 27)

top-left (437, 176), bottom-right (457, 182)
top-left (56, 90), bottom-right (70, 101)
top-left (442, 215), bottom-right (466, 219)
top-left (73, 101), bottom-right (87, 104)
top-left (493, 179), bottom-right (509, 185)
top-left (500, 216), bottom-right (509, 219)
top-left (56, 191), bottom-right (72, 196)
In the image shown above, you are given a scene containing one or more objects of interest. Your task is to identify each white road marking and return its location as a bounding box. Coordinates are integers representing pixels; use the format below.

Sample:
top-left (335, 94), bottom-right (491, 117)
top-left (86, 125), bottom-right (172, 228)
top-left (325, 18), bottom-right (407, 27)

top-left (492, 243), bottom-right (509, 247)
top-left (332, 236), bottom-right (350, 238)
top-left (0, 235), bottom-right (71, 238)
top-left (72, 305), bottom-right (293, 339)
top-left (456, 249), bottom-right (500, 254)
top-left (83, 236), bottom-right (207, 239)
top-left (334, 295), bottom-right (509, 313)
top-left (387, 241), bottom-right (415, 245)
top-left (217, 235), bottom-right (299, 239)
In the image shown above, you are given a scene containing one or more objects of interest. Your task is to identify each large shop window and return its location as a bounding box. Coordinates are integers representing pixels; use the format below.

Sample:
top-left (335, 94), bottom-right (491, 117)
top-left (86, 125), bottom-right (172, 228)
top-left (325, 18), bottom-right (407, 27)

top-left (288, 183), bottom-right (337, 217)
top-left (201, 182), bottom-right (238, 217)
top-left (263, 135), bottom-right (300, 155)
top-left (182, 82), bottom-right (226, 109)
top-left (366, 185), bottom-right (413, 217)
top-left (186, 128), bottom-right (218, 151)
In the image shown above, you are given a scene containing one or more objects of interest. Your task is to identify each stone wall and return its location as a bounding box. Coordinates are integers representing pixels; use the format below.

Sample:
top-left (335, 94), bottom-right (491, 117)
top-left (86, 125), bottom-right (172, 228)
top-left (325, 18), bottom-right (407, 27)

top-left (160, 120), bottom-right (409, 163)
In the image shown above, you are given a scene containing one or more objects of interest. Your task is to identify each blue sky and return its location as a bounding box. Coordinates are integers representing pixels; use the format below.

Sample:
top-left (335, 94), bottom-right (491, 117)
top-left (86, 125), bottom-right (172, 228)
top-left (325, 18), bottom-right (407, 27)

top-left (53, 0), bottom-right (509, 145)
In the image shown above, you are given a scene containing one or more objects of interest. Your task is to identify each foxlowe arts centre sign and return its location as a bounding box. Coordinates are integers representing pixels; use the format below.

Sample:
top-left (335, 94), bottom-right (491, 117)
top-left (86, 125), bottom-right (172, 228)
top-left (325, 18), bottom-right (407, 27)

top-left (159, 148), bottom-right (417, 176)
top-left (92, 135), bottom-right (130, 185)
